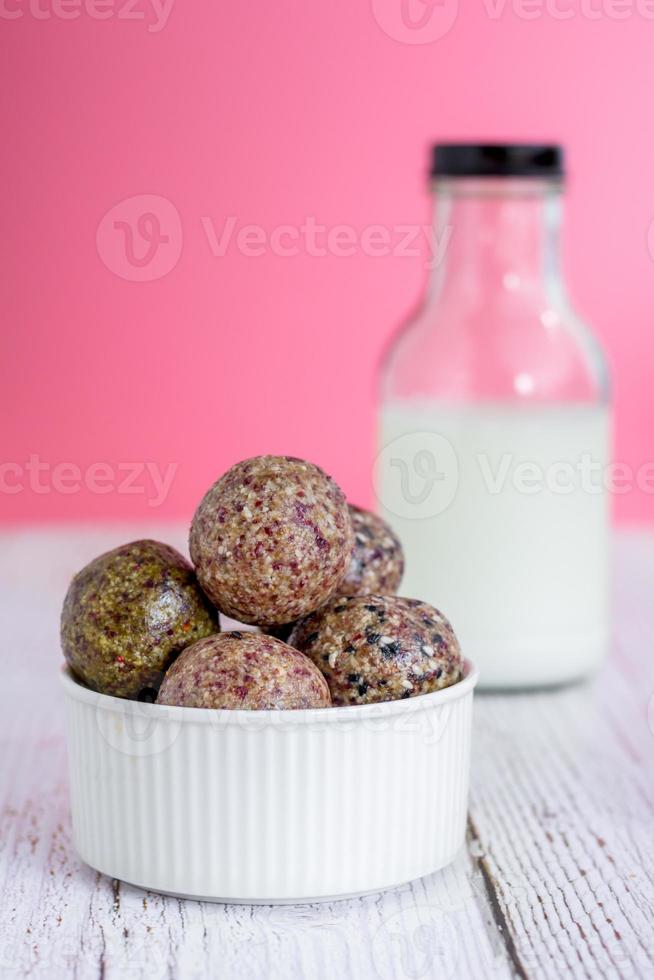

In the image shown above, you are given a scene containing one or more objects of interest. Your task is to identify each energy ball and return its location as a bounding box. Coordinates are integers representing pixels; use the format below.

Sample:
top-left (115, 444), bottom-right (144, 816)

top-left (288, 595), bottom-right (462, 706)
top-left (61, 540), bottom-right (218, 699)
top-left (189, 456), bottom-right (354, 626)
top-left (340, 505), bottom-right (404, 596)
top-left (156, 631), bottom-right (331, 710)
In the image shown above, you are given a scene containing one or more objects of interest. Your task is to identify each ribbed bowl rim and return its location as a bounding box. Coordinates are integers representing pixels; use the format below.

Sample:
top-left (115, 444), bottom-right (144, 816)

top-left (61, 660), bottom-right (478, 726)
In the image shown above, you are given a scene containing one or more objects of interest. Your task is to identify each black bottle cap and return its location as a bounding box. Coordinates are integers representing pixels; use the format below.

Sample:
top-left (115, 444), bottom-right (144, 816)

top-left (430, 143), bottom-right (564, 179)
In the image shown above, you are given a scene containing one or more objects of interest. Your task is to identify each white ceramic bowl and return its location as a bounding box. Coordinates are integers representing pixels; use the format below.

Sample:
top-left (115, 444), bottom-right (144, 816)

top-left (62, 661), bottom-right (478, 904)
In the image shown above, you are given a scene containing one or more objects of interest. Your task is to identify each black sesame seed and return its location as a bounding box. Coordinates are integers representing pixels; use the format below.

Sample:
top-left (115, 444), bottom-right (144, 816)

top-left (347, 673), bottom-right (359, 684)
top-left (365, 604), bottom-right (378, 612)
top-left (366, 631), bottom-right (381, 645)
top-left (357, 682), bottom-right (369, 697)
top-left (334, 606), bottom-right (347, 614)
top-left (231, 631), bottom-right (243, 639)
top-left (345, 644), bottom-right (356, 654)
top-left (380, 641), bottom-right (401, 660)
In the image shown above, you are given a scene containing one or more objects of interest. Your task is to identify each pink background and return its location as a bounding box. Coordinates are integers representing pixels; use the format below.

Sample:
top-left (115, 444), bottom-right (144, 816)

top-left (2, 1), bottom-right (653, 524)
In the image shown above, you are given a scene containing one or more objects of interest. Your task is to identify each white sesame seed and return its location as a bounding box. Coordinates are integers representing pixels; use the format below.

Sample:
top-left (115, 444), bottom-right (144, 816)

top-left (379, 636), bottom-right (394, 645)
top-left (421, 645), bottom-right (434, 656)
top-left (402, 679), bottom-right (414, 690)
top-left (328, 652), bottom-right (338, 669)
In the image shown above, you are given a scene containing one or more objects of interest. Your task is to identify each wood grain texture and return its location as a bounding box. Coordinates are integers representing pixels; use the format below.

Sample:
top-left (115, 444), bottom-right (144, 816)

top-left (1, 527), bottom-right (653, 979)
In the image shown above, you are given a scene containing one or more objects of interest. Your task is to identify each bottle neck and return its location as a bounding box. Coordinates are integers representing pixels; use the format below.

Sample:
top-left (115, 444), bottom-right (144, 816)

top-left (428, 178), bottom-right (564, 304)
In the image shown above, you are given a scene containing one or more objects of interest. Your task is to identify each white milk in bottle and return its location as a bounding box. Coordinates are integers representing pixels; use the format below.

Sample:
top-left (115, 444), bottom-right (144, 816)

top-left (376, 145), bottom-right (611, 687)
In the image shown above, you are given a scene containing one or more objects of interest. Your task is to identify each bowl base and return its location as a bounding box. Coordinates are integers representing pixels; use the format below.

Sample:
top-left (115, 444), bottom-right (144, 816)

top-left (116, 870), bottom-right (439, 906)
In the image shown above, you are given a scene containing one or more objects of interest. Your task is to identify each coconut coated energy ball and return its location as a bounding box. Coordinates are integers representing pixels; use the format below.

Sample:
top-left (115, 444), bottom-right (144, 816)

top-left (189, 456), bottom-right (354, 626)
top-left (288, 595), bottom-right (462, 706)
top-left (156, 631), bottom-right (331, 709)
top-left (61, 540), bottom-right (219, 699)
top-left (340, 505), bottom-right (404, 596)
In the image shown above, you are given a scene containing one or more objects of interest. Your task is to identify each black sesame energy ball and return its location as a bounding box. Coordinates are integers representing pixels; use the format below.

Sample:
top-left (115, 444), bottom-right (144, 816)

top-left (61, 540), bottom-right (219, 699)
top-left (156, 631), bottom-right (331, 710)
top-left (340, 505), bottom-right (404, 597)
top-left (288, 595), bottom-right (462, 706)
top-left (189, 455), bottom-right (354, 626)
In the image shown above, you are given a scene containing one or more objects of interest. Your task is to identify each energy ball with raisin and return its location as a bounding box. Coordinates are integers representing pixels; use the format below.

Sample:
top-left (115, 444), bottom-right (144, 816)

top-left (288, 594), bottom-right (462, 706)
top-left (340, 505), bottom-right (404, 596)
top-left (156, 632), bottom-right (331, 709)
top-left (189, 456), bottom-right (354, 626)
top-left (61, 540), bottom-right (219, 699)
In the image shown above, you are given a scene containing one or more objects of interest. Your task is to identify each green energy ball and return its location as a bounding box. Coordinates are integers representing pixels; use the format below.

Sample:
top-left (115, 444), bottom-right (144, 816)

top-left (189, 455), bottom-right (354, 626)
top-left (61, 540), bottom-right (219, 699)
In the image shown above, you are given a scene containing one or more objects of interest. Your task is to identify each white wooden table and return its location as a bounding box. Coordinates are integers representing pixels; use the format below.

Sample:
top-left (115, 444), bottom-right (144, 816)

top-left (1, 527), bottom-right (653, 980)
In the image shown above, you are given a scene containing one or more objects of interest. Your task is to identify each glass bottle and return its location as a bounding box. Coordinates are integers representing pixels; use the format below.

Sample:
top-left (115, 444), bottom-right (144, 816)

top-left (376, 144), bottom-right (611, 688)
